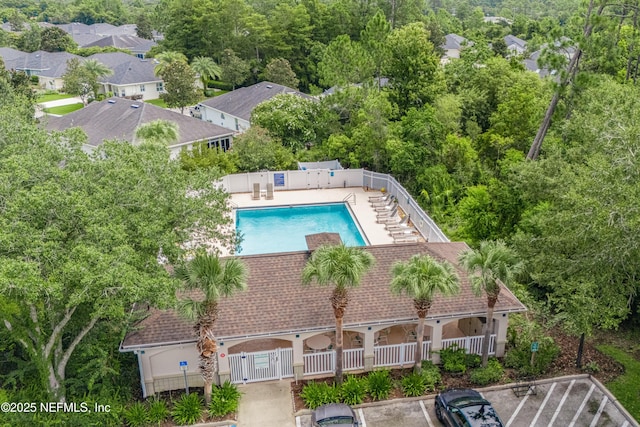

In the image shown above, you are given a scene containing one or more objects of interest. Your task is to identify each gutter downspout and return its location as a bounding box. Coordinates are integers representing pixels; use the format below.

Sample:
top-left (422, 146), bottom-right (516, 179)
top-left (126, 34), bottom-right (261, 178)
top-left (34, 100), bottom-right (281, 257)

top-left (136, 351), bottom-right (147, 398)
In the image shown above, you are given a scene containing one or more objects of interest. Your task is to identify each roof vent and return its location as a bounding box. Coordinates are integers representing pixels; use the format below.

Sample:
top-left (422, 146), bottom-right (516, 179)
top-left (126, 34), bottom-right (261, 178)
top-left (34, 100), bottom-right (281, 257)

top-left (266, 85), bottom-right (273, 89)
top-left (108, 99), bottom-right (116, 104)
top-left (131, 104), bottom-right (140, 108)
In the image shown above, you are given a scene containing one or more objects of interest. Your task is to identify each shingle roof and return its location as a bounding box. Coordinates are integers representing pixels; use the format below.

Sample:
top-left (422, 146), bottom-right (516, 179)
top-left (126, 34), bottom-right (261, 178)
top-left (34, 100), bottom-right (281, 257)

top-left (305, 233), bottom-right (343, 251)
top-left (121, 242), bottom-right (527, 348)
top-left (0, 47), bottom-right (26, 69)
top-left (88, 52), bottom-right (158, 84)
top-left (198, 81), bottom-right (312, 121)
top-left (83, 35), bottom-right (157, 52)
top-left (442, 34), bottom-right (471, 50)
top-left (7, 51), bottom-right (82, 77)
top-left (44, 98), bottom-right (233, 148)
top-left (504, 35), bottom-right (527, 50)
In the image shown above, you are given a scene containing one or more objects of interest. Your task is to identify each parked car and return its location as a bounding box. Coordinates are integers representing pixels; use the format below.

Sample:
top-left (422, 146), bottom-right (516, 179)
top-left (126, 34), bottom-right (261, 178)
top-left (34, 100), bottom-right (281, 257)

top-left (435, 388), bottom-right (504, 427)
top-left (311, 403), bottom-right (359, 426)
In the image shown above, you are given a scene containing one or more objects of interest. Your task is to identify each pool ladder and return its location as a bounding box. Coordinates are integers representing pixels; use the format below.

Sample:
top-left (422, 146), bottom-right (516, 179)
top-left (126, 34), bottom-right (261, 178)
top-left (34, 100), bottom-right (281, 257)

top-left (343, 193), bottom-right (356, 205)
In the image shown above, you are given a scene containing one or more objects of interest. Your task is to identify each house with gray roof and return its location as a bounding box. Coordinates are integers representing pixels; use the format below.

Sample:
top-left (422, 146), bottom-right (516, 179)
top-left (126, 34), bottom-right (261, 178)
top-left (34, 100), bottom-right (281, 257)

top-left (441, 34), bottom-right (473, 64)
top-left (197, 81), bottom-right (312, 133)
top-left (82, 35), bottom-right (157, 58)
top-left (88, 52), bottom-right (163, 100)
top-left (504, 35), bottom-right (527, 56)
top-left (0, 49), bottom-right (82, 90)
top-left (121, 240), bottom-right (526, 395)
top-left (44, 98), bottom-right (234, 158)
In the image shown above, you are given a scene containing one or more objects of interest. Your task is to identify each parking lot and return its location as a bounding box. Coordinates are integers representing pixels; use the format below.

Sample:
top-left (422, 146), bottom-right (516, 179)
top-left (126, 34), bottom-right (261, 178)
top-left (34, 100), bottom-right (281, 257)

top-left (296, 375), bottom-right (637, 427)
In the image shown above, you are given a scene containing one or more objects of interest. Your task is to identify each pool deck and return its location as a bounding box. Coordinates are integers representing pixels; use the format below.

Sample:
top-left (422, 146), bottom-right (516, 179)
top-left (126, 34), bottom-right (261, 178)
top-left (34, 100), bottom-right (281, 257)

top-left (230, 187), bottom-right (397, 247)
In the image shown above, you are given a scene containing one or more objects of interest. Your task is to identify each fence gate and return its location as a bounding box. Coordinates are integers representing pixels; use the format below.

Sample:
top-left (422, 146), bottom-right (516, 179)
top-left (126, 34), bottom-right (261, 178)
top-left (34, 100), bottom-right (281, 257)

top-left (228, 348), bottom-right (293, 384)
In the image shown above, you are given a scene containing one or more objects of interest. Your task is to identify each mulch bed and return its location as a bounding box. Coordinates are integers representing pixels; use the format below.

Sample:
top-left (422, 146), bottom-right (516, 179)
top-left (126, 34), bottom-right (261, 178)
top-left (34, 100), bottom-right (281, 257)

top-left (290, 328), bottom-right (625, 412)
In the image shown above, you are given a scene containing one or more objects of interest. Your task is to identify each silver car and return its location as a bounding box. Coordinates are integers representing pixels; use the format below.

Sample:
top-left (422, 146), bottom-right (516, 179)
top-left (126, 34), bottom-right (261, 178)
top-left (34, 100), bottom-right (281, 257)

top-left (311, 403), bottom-right (359, 427)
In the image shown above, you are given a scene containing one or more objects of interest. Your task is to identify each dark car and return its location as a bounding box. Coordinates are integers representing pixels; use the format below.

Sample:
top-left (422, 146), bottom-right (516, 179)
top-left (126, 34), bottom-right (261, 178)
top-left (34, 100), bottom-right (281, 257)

top-left (435, 388), bottom-right (504, 427)
top-left (311, 403), bottom-right (359, 426)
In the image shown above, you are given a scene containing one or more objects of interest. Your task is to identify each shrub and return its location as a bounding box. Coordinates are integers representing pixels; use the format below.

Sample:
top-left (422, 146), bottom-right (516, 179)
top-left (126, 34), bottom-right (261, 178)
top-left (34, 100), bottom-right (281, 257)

top-left (421, 360), bottom-right (442, 391)
top-left (504, 315), bottom-right (560, 376)
top-left (470, 358), bottom-right (505, 386)
top-left (466, 353), bottom-right (482, 369)
top-left (209, 381), bottom-right (241, 417)
top-left (148, 399), bottom-right (169, 425)
top-left (439, 344), bottom-right (468, 373)
top-left (30, 75), bottom-right (40, 85)
top-left (401, 373), bottom-right (427, 397)
top-left (124, 402), bottom-right (149, 427)
top-left (301, 381), bottom-right (340, 409)
top-left (207, 80), bottom-right (234, 91)
top-left (340, 375), bottom-right (368, 405)
top-left (171, 393), bottom-right (203, 426)
top-left (584, 361), bottom-right (600, 374)
top-left (367, 370), bottom-right (393, 401)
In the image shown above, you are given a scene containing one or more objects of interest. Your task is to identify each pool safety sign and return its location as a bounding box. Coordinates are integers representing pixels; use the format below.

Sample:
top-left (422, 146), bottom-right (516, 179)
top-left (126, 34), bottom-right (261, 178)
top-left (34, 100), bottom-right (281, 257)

top-left (179, 360), bottom-right (188, 371)
top-left (274, 173), bottom-right (285, 187)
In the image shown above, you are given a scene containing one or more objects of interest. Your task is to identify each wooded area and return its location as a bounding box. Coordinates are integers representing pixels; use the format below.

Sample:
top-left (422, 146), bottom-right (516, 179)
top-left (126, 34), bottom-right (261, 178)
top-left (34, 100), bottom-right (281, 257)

top-left (1, 0), bottom-right (640, 423)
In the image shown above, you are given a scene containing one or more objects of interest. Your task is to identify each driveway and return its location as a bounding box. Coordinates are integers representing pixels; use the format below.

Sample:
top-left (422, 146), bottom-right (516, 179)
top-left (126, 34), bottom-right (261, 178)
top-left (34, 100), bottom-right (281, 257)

top-left (237, 381), bottom-right (295, 427)
top-left (35, 97), bottom-right (83, 118)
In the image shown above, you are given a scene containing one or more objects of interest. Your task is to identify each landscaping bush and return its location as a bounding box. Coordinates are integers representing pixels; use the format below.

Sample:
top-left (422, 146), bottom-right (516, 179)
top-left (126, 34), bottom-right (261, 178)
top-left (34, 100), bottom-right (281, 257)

top-left (401, 373), bottom-right (427, 397)
top-left (505, 316), bottom-right (560, 376)
top-left (209, 381), bottom-right (241, 417)
top-left (123, 402), bottom-right (148, 427)
top-left (301, 381), bottom-right (340, 409)
top-left (439, 344), bottom-right (468, 374)
top-left (207, 80), bottom-right (234, 91)
top-left (470, 358), bottom-right (505, 386)
top-left (466, 353), bottom-right (482, 369)
top-left (171, 393), bottom-right (203, 426)
top-left (148, 399), bottom-right (169, 425)
top-left (340, 375), bottom-right (368, 405)
top-left (421, 360), bottom-right (442, 391)
top-left (30, 75), bottom-right (40, 85)
top-left (367, 369), bottom-right (393, 401)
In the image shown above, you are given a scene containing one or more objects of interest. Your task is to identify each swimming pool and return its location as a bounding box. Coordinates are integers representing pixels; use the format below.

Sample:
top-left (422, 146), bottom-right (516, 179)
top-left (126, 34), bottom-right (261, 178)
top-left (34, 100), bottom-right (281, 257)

top-left (235, 203), bottom-right (367, 255)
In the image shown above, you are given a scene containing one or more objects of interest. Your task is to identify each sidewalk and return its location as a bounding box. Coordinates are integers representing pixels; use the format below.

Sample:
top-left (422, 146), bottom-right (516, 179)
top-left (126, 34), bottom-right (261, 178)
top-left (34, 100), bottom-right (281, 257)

top-left (35, 97), bottom-right (83, 118)
top-left (236, 381), bottom-right (295, 427)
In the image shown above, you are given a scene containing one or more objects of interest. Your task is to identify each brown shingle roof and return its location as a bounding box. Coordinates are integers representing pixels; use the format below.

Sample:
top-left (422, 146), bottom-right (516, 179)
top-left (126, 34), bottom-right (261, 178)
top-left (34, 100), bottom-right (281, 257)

top-left (305, 233), bottom-right (342, 251)
top-left (121, 242), bottom-right (527, 348)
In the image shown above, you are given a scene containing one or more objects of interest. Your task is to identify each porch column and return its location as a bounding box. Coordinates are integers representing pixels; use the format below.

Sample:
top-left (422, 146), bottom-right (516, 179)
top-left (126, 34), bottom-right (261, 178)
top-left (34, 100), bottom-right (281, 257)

top-left (363, 330), bottom-right (375, 371)
top-left (494, 314), bottom-right (510, 357)
top-left (293, 336), bottom-right (305, 380)
top-left (216, 346), bottom-right (231, 385)
top-left (427, 320), bottom-right (444, 364)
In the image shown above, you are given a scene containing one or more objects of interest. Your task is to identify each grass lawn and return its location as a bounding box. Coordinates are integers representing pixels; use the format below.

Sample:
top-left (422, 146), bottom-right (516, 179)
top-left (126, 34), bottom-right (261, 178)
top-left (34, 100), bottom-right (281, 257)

top-left (44, 103), bottom-right (84, 115)
top-left (597, 344), bottom-right (640, 422)
top-left (146, 98), bottom-right (167, 108)
top-left (37, 93), bottom-right (75, 103)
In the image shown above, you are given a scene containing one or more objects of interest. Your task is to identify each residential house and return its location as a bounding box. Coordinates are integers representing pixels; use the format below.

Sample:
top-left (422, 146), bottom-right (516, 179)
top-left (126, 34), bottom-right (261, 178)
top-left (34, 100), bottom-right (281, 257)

top-left (121, 241), bottom-right (526, 396)
top-left (524, 39), bottom-right (577, 78)
top-left (0, 49), bottom-right (82, 90)
top-left (82, 35), bottom-right (157, 58)
top-left (441, 34), bottom-right (473, 64)
top-left (44, 98), bottom-right (234, 158)
top-left (504, 35), bottom-right (527, 56)
top-left (197, 81), bottom-right (312, 133)
top-left (89, 52), bottom-right (163, 100)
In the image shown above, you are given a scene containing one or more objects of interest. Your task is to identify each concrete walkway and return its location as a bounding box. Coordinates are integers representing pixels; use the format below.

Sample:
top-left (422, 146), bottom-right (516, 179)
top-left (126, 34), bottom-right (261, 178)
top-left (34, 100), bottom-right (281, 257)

top-left (36, 97), bottom-right (83, 118)
top-left (236, 381), bottom-right (295, 427)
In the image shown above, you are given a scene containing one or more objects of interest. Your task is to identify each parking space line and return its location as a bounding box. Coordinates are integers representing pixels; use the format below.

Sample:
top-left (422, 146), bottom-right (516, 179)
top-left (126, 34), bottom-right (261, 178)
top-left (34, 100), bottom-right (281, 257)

top-left (358, 408), bottom-right (367, 427)
top-left (622, 421), bottom-right (629, 427)
top-left (419, 400), bottom-right (435, 427)
top-left (589, 396), bottom-right (608, 427)
top-left (568, 383), bottom-right (596, 427)
top-left (506, 391), bottom-right (531, 427)
top-left (530, 382), bottom-right (557, 426)
top-left (296, 415), bottom-right (302, 427)
top-left (549, 379), bottom-right (576, 426)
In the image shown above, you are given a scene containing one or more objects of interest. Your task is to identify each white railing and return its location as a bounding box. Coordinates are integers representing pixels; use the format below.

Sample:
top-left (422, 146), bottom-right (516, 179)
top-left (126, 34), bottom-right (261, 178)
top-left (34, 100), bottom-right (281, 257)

top-left (373, 341), bottom-right (431, 368)
top-left (442, 334), bottom-right (496, 355)
top-left (343, 348), bottom-right (364, 371)
top-left (304, 351), bottom-right (335, 375)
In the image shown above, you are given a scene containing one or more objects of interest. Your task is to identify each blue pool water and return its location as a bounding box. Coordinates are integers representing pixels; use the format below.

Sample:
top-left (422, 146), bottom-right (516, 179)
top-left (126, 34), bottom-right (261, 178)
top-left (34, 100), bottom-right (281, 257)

top-left (236, 203), bottom-right (367, 255)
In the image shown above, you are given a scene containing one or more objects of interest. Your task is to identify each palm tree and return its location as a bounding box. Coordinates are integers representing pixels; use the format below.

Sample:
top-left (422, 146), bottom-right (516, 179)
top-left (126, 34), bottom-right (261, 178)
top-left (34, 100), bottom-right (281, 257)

top-left (390, 254), bottom-right (460, 373)
top-left (301, 244), bottom-right (375, 384)
top-left (458, 240), bottom-right (523, 367)
top-left (174, 253), bottom-right (248, 404)
top-left (135, 119), bottom-right (179, 146)
top-left (154, 51), bottom-right (188, 76)
top-left (191, 56), bottom-right (222, 93)
top-left (80, 59), bottom-right (112, 103)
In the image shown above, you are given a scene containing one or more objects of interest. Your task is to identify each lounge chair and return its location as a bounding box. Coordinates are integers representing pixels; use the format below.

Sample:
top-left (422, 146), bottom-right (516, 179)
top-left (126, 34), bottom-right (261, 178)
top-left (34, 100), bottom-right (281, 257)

top-left (377, 215), bottom-right (401, 224)
top-left (370, 195), bottom-right (393, 207)
top-left (394, 235), bottom-right (420, 243)
top-left (251, 183), bottom-right (260, 200)
top-left (374, 199), bottom-right (396, 212)
top-left (390, 228), bottom-right (417, 238)
top-left (368, 193), bottom-right (388, 202)
top-left (385, 215), bottom-right (410, 231)
top-left (266, 183), bottom-right (274, 200)
top-left (376, 207), bottom-right (398, 219)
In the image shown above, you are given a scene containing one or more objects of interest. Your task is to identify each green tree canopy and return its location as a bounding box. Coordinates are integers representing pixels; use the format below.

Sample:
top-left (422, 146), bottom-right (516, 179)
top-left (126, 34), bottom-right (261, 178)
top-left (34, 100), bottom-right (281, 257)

top-left (158, 60), bottom-right (201, 114)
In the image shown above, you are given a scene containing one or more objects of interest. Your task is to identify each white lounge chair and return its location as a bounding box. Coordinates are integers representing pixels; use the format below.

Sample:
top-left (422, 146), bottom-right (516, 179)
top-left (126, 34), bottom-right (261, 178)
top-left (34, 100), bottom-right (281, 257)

top-left (266, 183), bottom-right (274, 200)
top-left (251, 183), bottom-right (260, 200)
top-left (394, 235), bottom-right (420, 243)
top-left (371, 195), bottom-right (394, 207)
top-left (376, 207), bottom-right (398, 219)
top-left (390, 228), bottom-right (417, 238)
top-left (368, 193), bottom-right (388, 202)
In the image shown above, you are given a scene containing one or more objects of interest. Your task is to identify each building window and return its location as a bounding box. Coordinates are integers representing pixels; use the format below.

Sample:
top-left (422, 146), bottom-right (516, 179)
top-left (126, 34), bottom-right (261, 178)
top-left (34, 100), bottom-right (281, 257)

top-left (221, 113), bottom-right (225, 120)
top-left (156, 82), bottom-right (164, 92)
top-left (207, 137), bottom-right (231, 152)
top-left (120, 90), bottom-right (125, 97)
top-left (235, 118), bottom-right (239, 131)
top-left (140, 85), bottom-right (146, 92)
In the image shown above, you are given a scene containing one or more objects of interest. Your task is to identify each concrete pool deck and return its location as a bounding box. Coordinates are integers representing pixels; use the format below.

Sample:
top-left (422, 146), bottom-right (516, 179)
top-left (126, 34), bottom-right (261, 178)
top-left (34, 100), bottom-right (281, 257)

top-left (230, 187), bottom-right (398, 247)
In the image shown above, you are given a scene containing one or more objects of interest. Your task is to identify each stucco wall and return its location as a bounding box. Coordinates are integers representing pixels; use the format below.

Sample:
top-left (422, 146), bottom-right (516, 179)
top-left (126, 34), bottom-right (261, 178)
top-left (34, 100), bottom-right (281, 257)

top-left (200, 107), bottom-right (249, 133)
